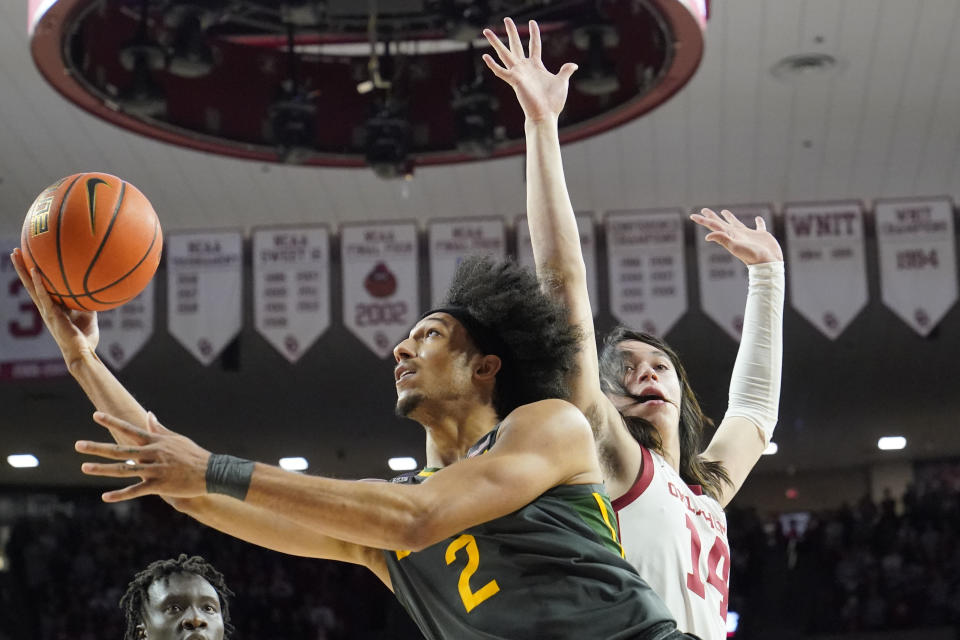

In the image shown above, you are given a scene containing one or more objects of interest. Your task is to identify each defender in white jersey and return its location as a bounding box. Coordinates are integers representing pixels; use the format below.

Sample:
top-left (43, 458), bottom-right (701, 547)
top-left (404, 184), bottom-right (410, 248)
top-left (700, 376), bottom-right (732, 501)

top-left (615, 445), bottom-right (731, 637)
top-left (483, 18), bottom-right (785, 640)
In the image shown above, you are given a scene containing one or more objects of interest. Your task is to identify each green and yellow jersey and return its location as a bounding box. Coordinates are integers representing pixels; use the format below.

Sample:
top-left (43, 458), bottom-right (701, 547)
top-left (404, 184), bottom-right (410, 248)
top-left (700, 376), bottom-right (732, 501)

top-left (383, 426), bottom-right (677, 640)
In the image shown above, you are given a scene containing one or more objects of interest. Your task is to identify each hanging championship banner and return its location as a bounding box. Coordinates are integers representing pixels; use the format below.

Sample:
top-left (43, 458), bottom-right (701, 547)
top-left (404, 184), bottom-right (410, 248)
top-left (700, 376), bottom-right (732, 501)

top-left (0, 236), bottom-right (67, 379)
top-left (785, 201), bottom-right (867, 339)
top-left (515, 213), bottom-right (599, 314)
top-left (342, 222), bottom-right (419, 358)
top-left (696, 205), bottom-right (775, 341)
top-left (253, 226), bottom-right (330, 363)
top-left (606, 209), bottom-right (688, 335)
top-left (875, 197), bottom-right (958, 336)
top-left (98, 281), bottom-right (155, 370)
top-left (428, 218), bottom-right (505, 308)
top-left (166, 231), bottom-right (243, 365)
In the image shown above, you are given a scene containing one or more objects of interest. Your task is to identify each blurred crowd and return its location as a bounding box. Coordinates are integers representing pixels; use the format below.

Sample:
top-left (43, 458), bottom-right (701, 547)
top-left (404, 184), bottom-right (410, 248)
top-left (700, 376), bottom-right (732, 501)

top-left (2, 466), bottom-right (959, 639)
top-left (0, 495), bottom-right (418, 640)
top-left (727, 470), bottom-right (960, 637)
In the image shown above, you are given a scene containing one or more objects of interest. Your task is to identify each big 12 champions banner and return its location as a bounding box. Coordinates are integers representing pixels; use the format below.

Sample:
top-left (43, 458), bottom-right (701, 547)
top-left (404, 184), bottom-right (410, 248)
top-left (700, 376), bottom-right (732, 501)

top-left (606, 209), bottom-right (688, 336)
top-left (784, 202), bottom-right (868, 339)
top-left (166, 231), bottom-right (243, 365)
top-left (97, 282), bottom-right (155, 370)
top-left (696, 205), bottom-right (775, 341)
top-left (428, 218), bottom-right (505, 308)
top-left (875, 197), bottom-right (958, 336)
top-left (342, 222), bottom-right (419, 358)
top-left (0, 236), bottom-right (67, 379)
top-left (253, 226), bottom-right (331, 363)
top-left (515, 213), bottom-right (599, 314)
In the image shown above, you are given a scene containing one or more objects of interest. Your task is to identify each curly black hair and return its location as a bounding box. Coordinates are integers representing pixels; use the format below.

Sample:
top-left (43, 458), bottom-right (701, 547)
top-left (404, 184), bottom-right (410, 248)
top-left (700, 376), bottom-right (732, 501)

top-left (599, 327), bottom-right (731, 502)
top-left (441, 256), bottom-right (581, 418)
top-left (119, 553), bottom-right (235, 640)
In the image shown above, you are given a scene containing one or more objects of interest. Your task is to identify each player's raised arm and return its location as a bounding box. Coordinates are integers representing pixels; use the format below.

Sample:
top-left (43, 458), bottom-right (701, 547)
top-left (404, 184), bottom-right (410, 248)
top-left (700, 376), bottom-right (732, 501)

top-left (482, 20), bottom-right (633, 482)
top-left (691, 209), bottom-right (785, 506)
top-left (75, 399), bottom-right (600, 553)
top-left (10, 248), bottom-right (149, 442)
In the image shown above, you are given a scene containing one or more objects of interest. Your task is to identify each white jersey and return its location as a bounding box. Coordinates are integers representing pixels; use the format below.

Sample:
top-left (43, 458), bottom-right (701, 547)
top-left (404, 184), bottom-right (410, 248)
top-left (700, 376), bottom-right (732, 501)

top-left (614, 445), bottom-right (730, 640)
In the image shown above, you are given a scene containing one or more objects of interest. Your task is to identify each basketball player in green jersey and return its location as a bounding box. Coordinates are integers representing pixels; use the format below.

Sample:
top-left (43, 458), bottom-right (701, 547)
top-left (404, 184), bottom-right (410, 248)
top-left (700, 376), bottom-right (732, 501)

top-left (11, 249), bottom-right (697, 640)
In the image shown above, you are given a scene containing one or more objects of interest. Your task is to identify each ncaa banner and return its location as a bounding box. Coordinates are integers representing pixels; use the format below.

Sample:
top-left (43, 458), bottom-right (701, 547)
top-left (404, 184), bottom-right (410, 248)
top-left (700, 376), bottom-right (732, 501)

top-left (606, 209), bottom-right (688, 336)
top-left (428, 218), bottom-right (505, 308)
top-left (875, 197), bottom-right (958, 336)
top-left (342, 222), bottom-right (419, 358)
top-left (0, 236), bottom-right (67, 379)
top-left (166, 231), bottom-right (243, 366)
top-left (253, 226), bottom-right (331, 363)
top-left (696, 205), bottom-right (775, 341)
top-left (784, 201), bottom-right (867, 339)
top-left (515, 213), bottom-right (599, 314)
top-left (98, 281), bottom-right (155, 370)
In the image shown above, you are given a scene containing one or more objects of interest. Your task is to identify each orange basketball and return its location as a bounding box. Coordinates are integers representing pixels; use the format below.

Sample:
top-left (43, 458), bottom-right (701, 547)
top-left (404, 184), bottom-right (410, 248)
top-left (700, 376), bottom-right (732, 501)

top-left (20, 172), bottom-right (163, 311)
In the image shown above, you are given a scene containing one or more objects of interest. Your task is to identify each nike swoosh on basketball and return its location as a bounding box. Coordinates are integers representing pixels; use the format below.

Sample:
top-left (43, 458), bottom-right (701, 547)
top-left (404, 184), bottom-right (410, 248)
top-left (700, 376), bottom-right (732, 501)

top-left (85, 177), bottom-right (109, 234)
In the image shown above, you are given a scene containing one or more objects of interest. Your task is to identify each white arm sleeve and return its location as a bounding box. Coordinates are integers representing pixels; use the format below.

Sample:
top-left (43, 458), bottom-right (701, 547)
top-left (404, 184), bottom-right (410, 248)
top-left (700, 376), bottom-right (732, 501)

top-left (724, 261), bottom-right (785, 444)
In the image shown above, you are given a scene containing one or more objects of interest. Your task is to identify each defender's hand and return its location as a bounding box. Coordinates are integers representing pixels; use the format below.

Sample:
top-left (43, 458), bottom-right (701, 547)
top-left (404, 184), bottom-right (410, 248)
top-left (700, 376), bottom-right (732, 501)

top-left (482, 18), bottom-right (578, 123)
top-left (10, 248), bottom-right (100, 360)
top-left (76, 412), bottom-right (211, 502)
top-left (691, 208), bottom-right (784, 265)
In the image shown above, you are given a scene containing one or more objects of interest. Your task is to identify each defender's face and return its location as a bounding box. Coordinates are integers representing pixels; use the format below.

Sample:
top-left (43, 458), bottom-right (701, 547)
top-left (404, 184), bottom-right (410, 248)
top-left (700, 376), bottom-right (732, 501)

top-left (138, 572), bottom-right (224, 640)
top-left (393, 313), bottom-right (475, 417)
top-left (607, 340), bottom-right (682, 430)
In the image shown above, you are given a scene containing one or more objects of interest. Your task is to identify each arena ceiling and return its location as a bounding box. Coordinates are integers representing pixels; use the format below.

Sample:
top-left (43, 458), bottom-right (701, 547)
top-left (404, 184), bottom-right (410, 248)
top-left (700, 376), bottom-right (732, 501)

top-left (2, 0), bottom-right (960, 497)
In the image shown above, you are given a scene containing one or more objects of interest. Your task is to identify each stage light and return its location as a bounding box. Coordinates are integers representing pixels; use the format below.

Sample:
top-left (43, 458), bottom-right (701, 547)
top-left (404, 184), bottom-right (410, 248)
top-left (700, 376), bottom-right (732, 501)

top-left (279, 457), bottom-right (309, 471)
top-left (7, 454), bottom-right (39, 468)
top-left (389, 457), bottom-right (418, 471)
top-left (877, 436), bottom-right (906, 451)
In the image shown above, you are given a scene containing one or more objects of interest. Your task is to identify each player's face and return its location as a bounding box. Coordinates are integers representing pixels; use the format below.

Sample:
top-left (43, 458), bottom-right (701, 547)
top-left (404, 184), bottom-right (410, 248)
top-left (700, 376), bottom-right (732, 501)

top-left (393, 313), bottom-right (476, 418)
top-left (607, 340), bottom-right (682, 430)
top-left (138, 572), bottom-right (224, 640)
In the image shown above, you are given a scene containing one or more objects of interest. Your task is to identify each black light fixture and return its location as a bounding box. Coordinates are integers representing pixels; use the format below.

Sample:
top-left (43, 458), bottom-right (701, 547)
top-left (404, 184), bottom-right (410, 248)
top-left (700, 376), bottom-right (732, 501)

top-left (432, 0), bottom-right (491, 42)
top-left (268, 23), bottom-right (318, 162)
top-left (572, 24), bottom-right (620, 96)
top-left (451, 49), bottom-right (499, 157)
top-left (164, 5), bottom-right (216, 79)
top-left (117, 0), bottom-right (166, 117)
top-left (363, 99), bottom-right (413, 179)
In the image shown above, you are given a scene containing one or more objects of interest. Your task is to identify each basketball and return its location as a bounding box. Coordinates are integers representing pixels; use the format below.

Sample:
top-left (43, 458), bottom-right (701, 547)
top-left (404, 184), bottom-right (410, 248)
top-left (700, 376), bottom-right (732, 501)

top-left (19, 172), bottom-right (163, 311)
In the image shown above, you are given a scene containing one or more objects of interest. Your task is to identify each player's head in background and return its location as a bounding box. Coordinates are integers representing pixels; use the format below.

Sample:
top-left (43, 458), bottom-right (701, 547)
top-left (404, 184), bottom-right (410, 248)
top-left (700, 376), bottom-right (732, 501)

top-left (120, 553), bottom-right (234, 640)
top-left (394, 256), bottom-right (581, 422)
top-left (598, 327), bottom-right (730, 500)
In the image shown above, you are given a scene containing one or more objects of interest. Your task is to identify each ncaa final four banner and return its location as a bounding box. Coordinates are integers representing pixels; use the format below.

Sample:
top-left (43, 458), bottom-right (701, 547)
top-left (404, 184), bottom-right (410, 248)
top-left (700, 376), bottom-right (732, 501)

top-left (166, 231), bottom-right (243, 366)
top-left (875, 197), bottom-right (958, 336)
top-left (515, 213), bottom-right (599, 314)
top-left (605, 209), bottom-right (688, 336)
top-left (0, 236), bottom-right (67, 379)
top-left (428, 218), bottom-right (505, 308)
top-left (97, 281), bottom-right (155, 370)
top-left (784, 201), bottom-right (868, 340)
top-left (342, 222), bottom-right (419, 358)
top-left (696, 205), bottom-right (775, 341)
top-left (253, 226), bottom-right (331, 363)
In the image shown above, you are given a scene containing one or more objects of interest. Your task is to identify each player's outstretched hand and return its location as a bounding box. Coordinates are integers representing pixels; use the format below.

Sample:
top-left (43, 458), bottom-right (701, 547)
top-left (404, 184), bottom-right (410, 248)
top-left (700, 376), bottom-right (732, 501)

top-left (9, 248), bottom-right (100, 363)
top-left (76, 411), bottom-right (211, 502)
top-left (690, 208), bottom-right (784, 265)
top-left (482, 18), bottom-right (578, 124)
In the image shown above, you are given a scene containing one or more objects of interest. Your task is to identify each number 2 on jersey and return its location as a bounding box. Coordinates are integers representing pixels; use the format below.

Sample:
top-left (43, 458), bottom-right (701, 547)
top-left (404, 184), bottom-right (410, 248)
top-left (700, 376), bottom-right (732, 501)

top-left (684, 515), bottom-right (730, 618)
top-left (445, 534), bottom-right (500, 613)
